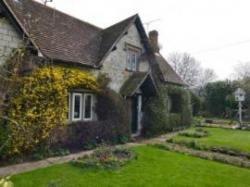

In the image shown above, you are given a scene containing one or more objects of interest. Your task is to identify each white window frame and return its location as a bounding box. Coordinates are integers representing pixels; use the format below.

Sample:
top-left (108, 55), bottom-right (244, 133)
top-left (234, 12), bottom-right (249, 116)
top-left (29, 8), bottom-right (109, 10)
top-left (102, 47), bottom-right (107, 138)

top-left (83, 93), bottom-right (93, 121)
top-left (67, 93), bottom-right (71, 120)
top-left (126, 45), bottom-right (141, 72)
top-left (72, 93), bottom-right (83, 121)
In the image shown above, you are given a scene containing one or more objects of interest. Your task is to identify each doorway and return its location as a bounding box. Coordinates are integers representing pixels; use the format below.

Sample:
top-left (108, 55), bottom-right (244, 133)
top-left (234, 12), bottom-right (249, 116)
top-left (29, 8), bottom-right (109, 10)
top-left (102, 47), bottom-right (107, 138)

top-left (131, 95), bottom-right (142, 136)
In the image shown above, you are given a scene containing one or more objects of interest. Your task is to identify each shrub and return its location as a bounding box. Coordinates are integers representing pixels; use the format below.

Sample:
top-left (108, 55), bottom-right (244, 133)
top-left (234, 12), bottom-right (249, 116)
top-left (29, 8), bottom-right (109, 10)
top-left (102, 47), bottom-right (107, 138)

top-left (149, 143), bottom-right (171, 151)
top-left (190, 92), bottom-right (202, 116)
top-left (179, 128), bottom-right (209, 138)
top-left (205, 119), bottom-right (214, 124)
top-left (49, 74), bottom-right (131, 152)
top-left (203, 81), bottom-right (237, 117)
top-left (95, 74), bottom-right (131, 143)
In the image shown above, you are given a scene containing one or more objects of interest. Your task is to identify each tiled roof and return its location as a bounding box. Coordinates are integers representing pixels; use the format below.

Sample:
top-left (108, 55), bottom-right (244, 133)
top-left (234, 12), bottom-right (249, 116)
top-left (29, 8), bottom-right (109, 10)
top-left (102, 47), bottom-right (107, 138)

top-left (2, 0), bottom-right (185, 86)
top-left (154, 53), bottom-right (186, 86)
top-left (96, 15), bottom-right (137, 65)
top-left (2, 0), bottom-right (138, 66)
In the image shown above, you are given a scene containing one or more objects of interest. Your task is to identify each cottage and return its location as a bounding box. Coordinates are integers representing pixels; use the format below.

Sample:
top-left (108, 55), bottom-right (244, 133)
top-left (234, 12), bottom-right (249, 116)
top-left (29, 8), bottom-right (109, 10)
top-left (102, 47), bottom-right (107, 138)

top-left (0, 0), bottom-right (189, 146)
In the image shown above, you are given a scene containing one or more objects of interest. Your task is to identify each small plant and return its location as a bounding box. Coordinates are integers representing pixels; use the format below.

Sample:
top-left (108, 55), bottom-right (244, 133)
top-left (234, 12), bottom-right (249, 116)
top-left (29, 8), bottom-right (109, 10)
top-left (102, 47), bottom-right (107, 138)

top-left (205, 119), bottom-right (213, 124)
top-left (71, 146), bottom-right (135, 170)
top-left (47, 179), bottom-right (62, 187)
top-left (0, 176), bottom-right (14, 187)
top-left (193, 116), bottom-right (204, 127)
top-left (117, 136), bottom-right (130, 144)
top-left (179, 128), bottom-right (209, 138)
top-left (32, 148), bottom-right (70, 161)
top-left (150, 144), bottom-right (171, 151)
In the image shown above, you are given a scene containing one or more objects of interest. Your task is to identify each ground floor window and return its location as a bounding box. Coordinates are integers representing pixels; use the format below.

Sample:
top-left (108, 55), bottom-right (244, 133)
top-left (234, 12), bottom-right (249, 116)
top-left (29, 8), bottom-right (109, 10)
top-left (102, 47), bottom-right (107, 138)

top-left (168, 94), bottom-right (182, 113)
top-left (83, 94), bottom-right (93, 120)
top-left (69, 92), bottom-right (95, 122)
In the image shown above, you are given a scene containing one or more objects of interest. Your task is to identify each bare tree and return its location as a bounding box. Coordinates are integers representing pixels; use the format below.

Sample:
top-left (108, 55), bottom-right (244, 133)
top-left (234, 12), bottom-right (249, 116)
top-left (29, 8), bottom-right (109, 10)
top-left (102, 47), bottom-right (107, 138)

top-left (233, 61), bottom-right (250, 80)
top-left (168, 52), bottom-right (202, 87)
top-left (198, 68), bottom-right (217, 88)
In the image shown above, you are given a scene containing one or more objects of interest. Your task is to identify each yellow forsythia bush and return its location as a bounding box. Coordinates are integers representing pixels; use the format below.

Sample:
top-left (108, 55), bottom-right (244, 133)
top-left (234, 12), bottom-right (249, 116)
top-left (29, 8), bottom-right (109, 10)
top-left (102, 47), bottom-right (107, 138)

top-left (7, 66), bottom-right (98, 155)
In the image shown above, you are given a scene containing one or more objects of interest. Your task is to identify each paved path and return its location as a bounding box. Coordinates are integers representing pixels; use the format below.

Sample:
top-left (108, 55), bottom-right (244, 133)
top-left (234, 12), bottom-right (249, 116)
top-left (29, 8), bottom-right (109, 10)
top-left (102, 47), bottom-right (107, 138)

top-left (0, 132), bottom-right (177, 177)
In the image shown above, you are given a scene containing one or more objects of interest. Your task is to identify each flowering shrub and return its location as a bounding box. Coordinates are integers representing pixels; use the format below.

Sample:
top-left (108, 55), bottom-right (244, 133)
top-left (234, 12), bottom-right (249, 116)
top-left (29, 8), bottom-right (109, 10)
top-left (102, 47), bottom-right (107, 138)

top-left (6, 66), bottom-right (98, 155)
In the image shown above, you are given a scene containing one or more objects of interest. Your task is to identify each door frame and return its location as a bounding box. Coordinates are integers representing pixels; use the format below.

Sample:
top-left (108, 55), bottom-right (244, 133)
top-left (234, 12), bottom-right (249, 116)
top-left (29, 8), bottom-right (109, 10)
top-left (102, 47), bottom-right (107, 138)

top-left (131, 94), bottom-right (142, 137)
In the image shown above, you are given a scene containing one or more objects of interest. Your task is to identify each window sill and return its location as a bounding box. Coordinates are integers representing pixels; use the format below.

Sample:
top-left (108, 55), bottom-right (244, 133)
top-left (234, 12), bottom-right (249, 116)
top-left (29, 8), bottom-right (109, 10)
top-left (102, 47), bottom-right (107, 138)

top-left (69, 119), bottom-right (94, 123)
top-left (125, 69), bottom-right (140, 73)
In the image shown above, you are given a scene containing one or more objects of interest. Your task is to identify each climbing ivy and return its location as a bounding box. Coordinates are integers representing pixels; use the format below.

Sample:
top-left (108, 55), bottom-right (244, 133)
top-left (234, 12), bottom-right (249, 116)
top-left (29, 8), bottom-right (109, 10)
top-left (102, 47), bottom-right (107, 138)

top-left (143, 85), bottom-right (192, 137)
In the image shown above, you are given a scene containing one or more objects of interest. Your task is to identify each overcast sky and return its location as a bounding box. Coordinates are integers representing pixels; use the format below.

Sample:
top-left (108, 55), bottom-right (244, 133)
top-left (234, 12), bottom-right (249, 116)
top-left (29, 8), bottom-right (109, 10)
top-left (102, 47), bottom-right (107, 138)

top-left (43, 0), bottom-right (250, 80)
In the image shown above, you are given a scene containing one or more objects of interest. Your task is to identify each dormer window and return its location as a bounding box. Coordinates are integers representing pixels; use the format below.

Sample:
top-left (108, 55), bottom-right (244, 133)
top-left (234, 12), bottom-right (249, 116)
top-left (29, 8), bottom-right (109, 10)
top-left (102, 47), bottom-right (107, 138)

top-left (126, 44), bottom-right (141, 71)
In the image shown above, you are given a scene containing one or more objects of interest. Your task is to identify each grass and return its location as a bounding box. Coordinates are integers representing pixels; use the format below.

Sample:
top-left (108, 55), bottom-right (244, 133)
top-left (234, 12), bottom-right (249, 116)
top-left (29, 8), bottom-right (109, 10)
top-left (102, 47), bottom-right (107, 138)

top-left (12, 146), bottom-right (250, 187)
top-left (173, 127), bottom-right (250, 154)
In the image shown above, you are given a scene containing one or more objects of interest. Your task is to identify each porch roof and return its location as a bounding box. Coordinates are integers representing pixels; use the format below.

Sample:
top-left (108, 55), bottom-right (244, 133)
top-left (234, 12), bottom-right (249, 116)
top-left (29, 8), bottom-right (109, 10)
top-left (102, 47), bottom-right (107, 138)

top-left (120, 72), bottom-right (157, 97)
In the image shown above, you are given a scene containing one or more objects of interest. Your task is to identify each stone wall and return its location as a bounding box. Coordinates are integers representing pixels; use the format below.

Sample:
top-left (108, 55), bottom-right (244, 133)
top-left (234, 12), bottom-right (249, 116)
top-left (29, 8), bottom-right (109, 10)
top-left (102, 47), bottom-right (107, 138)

top-left (0, 17), bottom-right (23, 65)
top-left (98, 24), bottom-right (150, 92)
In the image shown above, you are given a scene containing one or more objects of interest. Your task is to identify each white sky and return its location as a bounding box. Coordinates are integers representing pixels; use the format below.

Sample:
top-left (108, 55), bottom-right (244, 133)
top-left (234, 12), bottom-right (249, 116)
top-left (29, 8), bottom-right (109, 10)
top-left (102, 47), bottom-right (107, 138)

top-left (43, 0), bottom-right (250, 80)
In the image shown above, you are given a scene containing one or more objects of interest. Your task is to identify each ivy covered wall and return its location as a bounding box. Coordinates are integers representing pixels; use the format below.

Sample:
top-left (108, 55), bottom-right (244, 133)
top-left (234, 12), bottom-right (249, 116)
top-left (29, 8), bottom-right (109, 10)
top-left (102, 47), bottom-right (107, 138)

top-left (0, 55), bottom-right (131, 159)
top-left (1, 65), bottom-right (99, 156)
top-left (142, 85), bottom-right (192, 137)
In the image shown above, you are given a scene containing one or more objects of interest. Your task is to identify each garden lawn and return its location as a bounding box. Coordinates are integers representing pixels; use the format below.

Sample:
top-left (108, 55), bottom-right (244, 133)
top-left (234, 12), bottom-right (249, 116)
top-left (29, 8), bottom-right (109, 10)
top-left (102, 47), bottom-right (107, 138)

top-left (12, 146), bottom-right (250, 187)
top-left (172, 127), bottom-right (250, 154)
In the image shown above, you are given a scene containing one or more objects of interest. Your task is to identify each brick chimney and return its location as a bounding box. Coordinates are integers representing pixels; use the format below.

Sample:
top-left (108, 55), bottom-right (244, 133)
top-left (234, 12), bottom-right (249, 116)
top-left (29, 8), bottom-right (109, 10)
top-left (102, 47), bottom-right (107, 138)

top-left (149, 30), bottom-right (160, 53)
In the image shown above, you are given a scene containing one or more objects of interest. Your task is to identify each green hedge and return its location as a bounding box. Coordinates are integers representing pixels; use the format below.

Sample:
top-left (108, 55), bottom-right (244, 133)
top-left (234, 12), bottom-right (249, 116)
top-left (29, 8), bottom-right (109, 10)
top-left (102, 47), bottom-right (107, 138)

top-left (143, 85), bottom-right (192, 137)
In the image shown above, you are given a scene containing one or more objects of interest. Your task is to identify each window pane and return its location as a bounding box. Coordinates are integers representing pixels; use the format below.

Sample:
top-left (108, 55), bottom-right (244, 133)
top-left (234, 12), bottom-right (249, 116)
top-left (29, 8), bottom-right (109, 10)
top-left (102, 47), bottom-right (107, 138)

top-left (67, 94), bottom-right (70, 119)
top-left (127, 51), bottom-right (131, 70)
top-left (74, 95), bottom-right (81, 119)
top-left (127, 48), bottom-right (140, 71)
top-left (84, 95), bottom-right (92, 119)
top-left (132, 53), bottom-right (136, 71)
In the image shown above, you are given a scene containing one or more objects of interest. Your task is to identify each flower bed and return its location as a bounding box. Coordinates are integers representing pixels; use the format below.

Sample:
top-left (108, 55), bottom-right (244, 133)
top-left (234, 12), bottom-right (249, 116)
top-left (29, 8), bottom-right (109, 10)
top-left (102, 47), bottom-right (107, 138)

top-left (71, 146), bottom-right (136, 170)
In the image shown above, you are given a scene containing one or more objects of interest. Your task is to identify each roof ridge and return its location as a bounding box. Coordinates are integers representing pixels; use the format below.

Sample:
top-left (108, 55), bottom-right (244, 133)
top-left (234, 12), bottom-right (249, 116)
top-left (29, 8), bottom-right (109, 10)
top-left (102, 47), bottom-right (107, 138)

top-left (16, 0), bottom-right (103, 31)
top-left (104, 14), bottom-right (138, 30)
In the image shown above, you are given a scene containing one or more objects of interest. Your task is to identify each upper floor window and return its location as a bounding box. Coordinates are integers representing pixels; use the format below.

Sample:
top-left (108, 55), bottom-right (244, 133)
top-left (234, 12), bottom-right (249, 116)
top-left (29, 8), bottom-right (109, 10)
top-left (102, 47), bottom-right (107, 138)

top-left (126, 44), bottom-right (141, 71)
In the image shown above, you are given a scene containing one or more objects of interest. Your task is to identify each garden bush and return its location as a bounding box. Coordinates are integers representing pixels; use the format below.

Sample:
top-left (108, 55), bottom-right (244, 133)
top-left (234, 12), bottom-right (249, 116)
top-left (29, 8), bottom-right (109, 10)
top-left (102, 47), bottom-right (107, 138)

top-left (179, 128), bottom-right (209, 138)
top-left (49, 74), bottom-right (131, 152)
top-left (95, 74), bottom-right (131, 142)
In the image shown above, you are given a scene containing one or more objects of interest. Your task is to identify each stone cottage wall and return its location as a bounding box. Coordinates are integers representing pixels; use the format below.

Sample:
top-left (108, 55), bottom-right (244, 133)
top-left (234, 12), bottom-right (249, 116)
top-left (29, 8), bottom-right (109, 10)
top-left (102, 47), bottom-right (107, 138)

top-left (98, 24), bottom-right (150, 92)
top-left (0, 17), bottom-right (23, 65)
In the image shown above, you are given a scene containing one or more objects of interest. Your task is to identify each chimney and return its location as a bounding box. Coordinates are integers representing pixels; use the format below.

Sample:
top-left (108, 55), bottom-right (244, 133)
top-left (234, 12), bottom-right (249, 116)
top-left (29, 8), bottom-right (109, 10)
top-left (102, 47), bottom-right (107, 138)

top-left (149, 30), bottom-right (160, 53)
